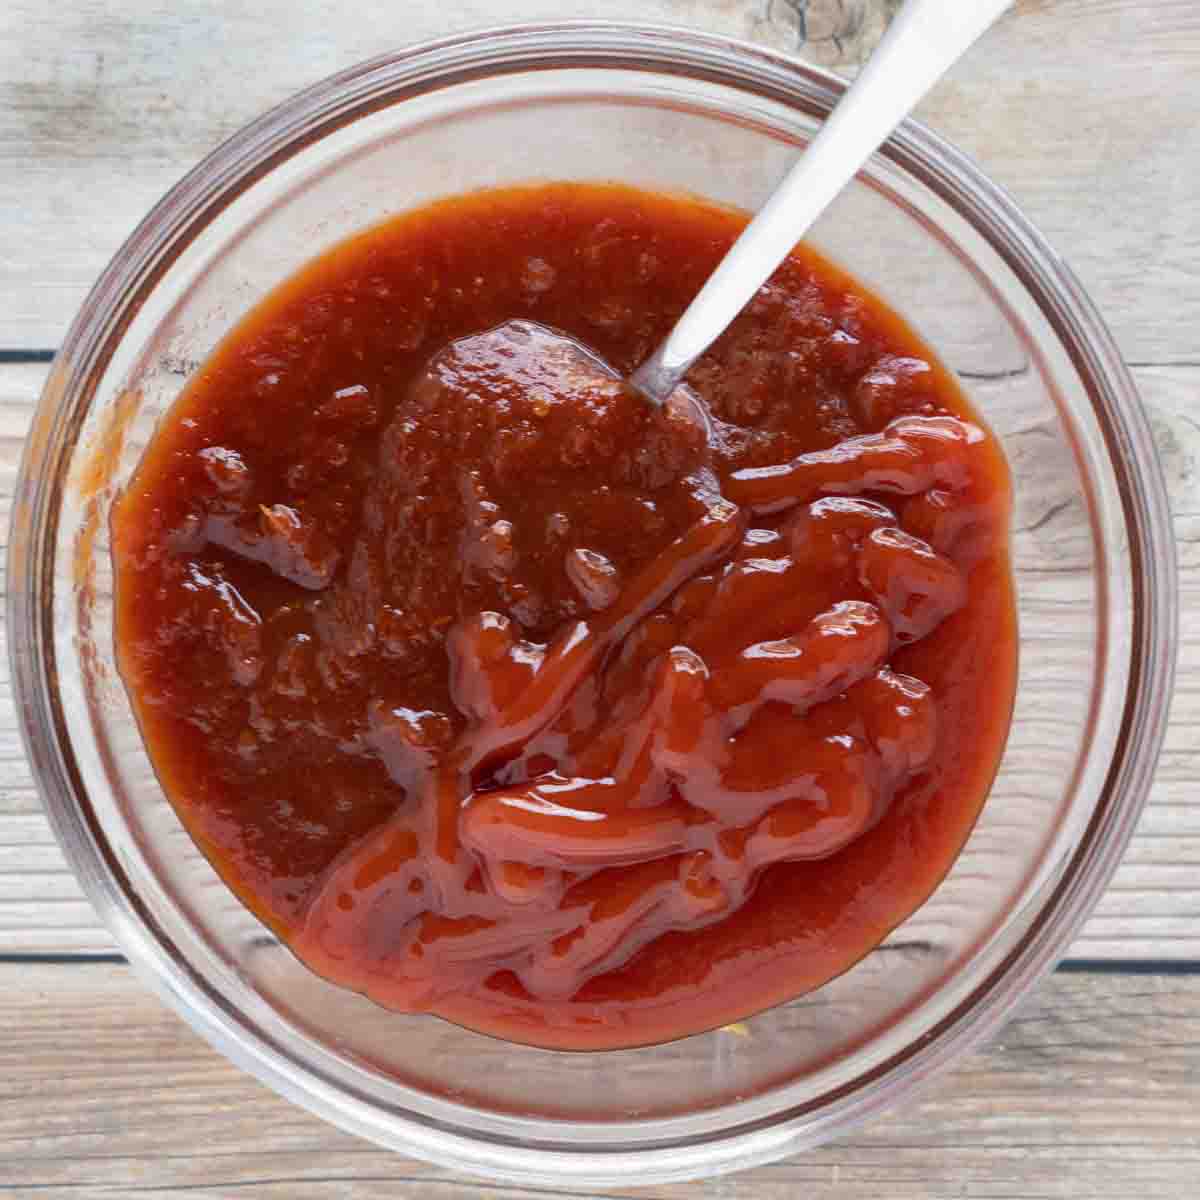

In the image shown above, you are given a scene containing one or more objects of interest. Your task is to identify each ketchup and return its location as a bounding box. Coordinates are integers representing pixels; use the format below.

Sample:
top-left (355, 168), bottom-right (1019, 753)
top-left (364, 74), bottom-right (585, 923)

top-left (113, 184), bottom-right (1015, 1048)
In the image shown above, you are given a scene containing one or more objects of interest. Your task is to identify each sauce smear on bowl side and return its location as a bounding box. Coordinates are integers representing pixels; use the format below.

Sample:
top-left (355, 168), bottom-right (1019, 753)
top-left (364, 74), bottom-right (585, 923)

top-left (112, 183), bottom-right (1016, 1049)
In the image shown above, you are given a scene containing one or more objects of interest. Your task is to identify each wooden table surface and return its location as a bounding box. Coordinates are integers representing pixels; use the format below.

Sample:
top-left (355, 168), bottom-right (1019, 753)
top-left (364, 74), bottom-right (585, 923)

top-left (2, 1), bottom-right (1198, 1196)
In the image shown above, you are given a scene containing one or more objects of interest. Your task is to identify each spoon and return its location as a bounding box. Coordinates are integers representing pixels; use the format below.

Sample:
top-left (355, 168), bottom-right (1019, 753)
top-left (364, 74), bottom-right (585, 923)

top-left (629, 0), bottom-right (1015, 407)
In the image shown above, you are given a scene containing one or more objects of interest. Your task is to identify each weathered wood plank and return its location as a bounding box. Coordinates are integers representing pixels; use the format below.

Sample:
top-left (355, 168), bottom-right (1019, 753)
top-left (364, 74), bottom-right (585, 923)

top-left (2, 1), bottom-right (1199, 362)
top-left (0, 962), bottom-right (1196, 1197)
top-left (4, 1), bottom-right (1197, 1195)
top-left (1, 356), bottom-right (1197, 958)
top-left (0, 0), bottom-right (771, 351)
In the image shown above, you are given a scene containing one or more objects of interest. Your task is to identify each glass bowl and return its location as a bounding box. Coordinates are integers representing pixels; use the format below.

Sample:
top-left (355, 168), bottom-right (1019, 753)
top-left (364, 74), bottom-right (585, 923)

top-left (8, 22), bottom-right (1176, 1186)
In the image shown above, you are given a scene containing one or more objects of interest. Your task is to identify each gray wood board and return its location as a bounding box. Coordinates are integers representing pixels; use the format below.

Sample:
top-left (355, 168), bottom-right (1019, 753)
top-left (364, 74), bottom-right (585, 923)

top-left (1, 353), bottom-right (1197, 957)
top-left (2, 1), bottom-right (1198, 363)
top-left (1, 962), bottom-right (1196, 1198)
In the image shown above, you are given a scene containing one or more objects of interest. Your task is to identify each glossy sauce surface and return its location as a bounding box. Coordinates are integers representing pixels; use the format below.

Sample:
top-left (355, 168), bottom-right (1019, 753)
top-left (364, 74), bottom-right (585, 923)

top-left (113, 184), bottom-right (1016, 1049)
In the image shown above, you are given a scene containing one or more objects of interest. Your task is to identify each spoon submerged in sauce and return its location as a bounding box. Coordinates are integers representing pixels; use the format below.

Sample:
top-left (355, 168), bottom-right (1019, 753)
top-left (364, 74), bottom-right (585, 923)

top-left (465, 0), bottom-right (1014, 434)
top-left (431, 3), bottom-right (1015, 470)
top-left (629, 0), bottom-right (1014, 408)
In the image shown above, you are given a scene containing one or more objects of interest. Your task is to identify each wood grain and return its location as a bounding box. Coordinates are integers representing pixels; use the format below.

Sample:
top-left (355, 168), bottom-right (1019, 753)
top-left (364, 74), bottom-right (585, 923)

top-left (2, 0), bottom-right (1199, 1194)
top-left (2, 348), bottom-right (1199, 958)
top-left (0, 961), bottom-right (1196, 1197)
top-left (2, 1), bottom-right (1199, 362)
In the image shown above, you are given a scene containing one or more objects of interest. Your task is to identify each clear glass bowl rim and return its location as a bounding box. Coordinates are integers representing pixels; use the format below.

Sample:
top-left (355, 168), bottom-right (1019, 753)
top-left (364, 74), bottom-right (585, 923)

top-left (7, 20), bottom-right (1178, 1186)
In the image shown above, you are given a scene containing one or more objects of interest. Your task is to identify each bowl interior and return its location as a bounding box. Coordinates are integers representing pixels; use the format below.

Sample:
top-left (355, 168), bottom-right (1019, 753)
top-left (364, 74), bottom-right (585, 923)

top-left (17, 26), bottom-right (1168, 1184)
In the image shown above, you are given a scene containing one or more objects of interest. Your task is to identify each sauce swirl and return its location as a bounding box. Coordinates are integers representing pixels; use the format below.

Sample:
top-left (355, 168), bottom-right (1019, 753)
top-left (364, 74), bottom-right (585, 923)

top-left (113, 184), bottom-right (1016, 1048)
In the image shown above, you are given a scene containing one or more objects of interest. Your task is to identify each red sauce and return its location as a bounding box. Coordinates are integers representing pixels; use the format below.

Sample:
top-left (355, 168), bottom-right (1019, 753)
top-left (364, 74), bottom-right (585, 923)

top-left (112, 184), bottom-right (1016, 1049)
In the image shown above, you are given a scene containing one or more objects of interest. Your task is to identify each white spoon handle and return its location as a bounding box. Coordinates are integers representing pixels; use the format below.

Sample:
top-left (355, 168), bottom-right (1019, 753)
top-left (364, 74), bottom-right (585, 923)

top-left (631, 0), bottom-right (1014, 404)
